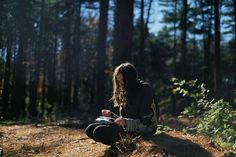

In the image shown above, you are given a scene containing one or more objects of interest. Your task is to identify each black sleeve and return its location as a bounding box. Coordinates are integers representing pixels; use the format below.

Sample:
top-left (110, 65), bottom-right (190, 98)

top-left (138, 86), bottom-right (154, 126)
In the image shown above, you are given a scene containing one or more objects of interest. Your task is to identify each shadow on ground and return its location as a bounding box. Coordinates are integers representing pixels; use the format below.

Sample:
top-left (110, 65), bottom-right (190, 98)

top-left (102, 133), bottom-right (212, 157)
top-left (144, 133), bottom-right (212, 157)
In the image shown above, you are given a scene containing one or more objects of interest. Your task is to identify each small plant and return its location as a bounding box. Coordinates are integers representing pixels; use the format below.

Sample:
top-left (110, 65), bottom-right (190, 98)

top-left (171, 78), bottom-right (236, 149)
top-left (197, 100), bottom-right (236, 148)
top-left (155, 124), bottom-right (172, 135)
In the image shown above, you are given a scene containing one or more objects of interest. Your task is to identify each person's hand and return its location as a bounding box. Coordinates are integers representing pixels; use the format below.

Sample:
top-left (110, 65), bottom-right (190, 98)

top-left (114, 117), bottom-right (125, 127)
top-left (101, 109), bottom-right (111, 117)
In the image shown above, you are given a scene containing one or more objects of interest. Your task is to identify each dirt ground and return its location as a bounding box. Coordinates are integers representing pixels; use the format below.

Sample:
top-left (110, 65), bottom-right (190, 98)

top-left (0, 121), bottom-right (235, 157)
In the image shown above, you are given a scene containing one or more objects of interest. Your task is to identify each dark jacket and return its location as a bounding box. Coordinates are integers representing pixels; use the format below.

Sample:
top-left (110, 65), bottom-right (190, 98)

top-left (112, 80), bottom-right (158, 133)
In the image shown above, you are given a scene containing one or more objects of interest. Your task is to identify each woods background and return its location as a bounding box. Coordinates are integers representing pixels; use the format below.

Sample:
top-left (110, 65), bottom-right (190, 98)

top-left (0, 0), bottom-right (235, 121)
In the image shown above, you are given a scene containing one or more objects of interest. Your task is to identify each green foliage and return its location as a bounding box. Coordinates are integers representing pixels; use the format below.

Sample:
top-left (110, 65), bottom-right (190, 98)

top-left (155, 124), bottom-right (172, 135)
top-left (171, 78), bottom-right (211, 119)
top-left (197, 100), bottom-right (236, 148)
top-left (171, 78), bottom-right (236, 149)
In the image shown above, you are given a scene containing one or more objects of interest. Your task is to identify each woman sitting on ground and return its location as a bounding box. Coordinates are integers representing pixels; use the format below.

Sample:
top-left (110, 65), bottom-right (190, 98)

top-left (85, 62), bottom-right (158, 145)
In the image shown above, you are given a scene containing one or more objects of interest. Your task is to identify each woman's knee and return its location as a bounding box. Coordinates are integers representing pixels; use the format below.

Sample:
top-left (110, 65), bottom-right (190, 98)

top-left (85, 123), bottom-right (100, 138)
top-left (93, 125), bottom-right (114, 145)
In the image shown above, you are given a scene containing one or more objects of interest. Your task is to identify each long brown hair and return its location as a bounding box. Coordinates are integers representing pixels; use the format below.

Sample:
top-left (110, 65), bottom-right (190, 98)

top-left (111, 62), bottom-right (138, 107)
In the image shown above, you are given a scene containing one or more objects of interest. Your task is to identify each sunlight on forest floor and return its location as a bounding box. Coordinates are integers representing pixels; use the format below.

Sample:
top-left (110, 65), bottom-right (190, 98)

top-left (0, 120), bottom-right (235, 157)
top-left (1, 124), bottom-right (108, 157)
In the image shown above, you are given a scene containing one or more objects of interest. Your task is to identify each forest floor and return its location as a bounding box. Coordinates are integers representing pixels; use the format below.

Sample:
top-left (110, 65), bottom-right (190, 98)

top-left (1, 117), bottom-right (236, 157)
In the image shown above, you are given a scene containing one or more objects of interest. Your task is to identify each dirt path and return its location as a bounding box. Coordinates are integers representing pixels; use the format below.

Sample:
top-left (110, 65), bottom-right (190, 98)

top-left (1, 123), bottom-right (235, 157)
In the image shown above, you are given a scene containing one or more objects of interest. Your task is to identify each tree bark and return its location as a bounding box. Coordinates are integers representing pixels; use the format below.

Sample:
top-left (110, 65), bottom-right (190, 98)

top-left (2, 33), bottom-right (13, 119)
top-left (29, 0), bottom-right (45, 120)
top-left (234, 0), bottom-right (236, 39)
top-left (214, 0), bottom-right (221, 98)
top-left (201, 0), bottom-right (212, 89)
top-left (0, 0), bottom-right (4, 100)
top-left (145, 0), bottom-right (153, 37)
top-left (63, 0), bottom-right (73, 108)
top-left (47, 3), bottom-right (59, 116)
top-left (0, 0), bottom-right (3, 50)
top-left (173, 0), bottom-right (178, 77)
top-left (72, 1), bottom-right (82, 112)
top-left (113, 0), bottom-right (134, 66)
top-left (234, 0), bottom-right (236, 90)
top-left (172, 0), bottom-right (178, 115)
top-left (138, 0), bottom-right (145, 76)
top-left (41, 10), bottom-right (50, 118)
top-left (180, 0), bottom-right (188, 79)
top-left (95, 0), bottom-right (109, 114)
top-left (11, 0), bottom-right (28, 120)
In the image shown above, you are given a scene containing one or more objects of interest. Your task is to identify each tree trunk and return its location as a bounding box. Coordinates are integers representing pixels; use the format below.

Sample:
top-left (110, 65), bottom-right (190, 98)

top-left (12, 31), bottom-right (27, 120)
top-left (47, 3), bottom-right (59, 117)
top-left (207, 1), bottom-right (213, 90)
top-left (145, 0), bottom-right (153, 37)
top-left (41, 11), bottom-right (50, 118)
top-left (2, 33), bottom-right (13, 119)
top-left (171, 0), bottom-right (178, 115)
top-left (234, 0), bottom-right (236, 39)
top-left (180, 0), bottom-right (188, 79)
top-left (90, 67), bottom-right (96, 106)
top-left (173, 0), bottom-right (178, 77)
top-left (201, 0), bottom-right (212, 89)
top-left (214, 0), bottom-right (221, 98)
top-left (47, 48), bottom-right (56, 116)
top-left (138, 0), bottom-right (145, 76)
top-left (234, 0), bottom-right (236, 89)
top-left (29, 0), bottom-right (45, 120)
top-left (63, 1), bottom-right (73, 109)
top-left (95, 0), bottom-right (109, 114)
top-left (0, 0), bottom-right (3, 50)
top-left (0, 0), bottom-right (4, 98)
top-left (11, 0), bottom-right (28, 120)
top-left (41, 57), bottom-right (47, 118)
top-left (72, 1), bottom-right (82, 112)
top-left (113, 0), bottom-right (134, 66)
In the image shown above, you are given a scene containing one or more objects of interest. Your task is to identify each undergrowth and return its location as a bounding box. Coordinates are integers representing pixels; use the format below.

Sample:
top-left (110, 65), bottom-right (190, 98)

top-left (171, 78), bottom-right (236, 149)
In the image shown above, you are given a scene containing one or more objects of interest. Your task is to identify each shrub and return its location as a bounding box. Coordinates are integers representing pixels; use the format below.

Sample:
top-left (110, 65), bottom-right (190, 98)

top-left (171, 78), bottom-right (236, 148)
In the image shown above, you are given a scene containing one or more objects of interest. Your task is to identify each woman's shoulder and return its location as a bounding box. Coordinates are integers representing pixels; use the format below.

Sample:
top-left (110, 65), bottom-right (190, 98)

top-left (137, 79), bottom-right (153, 93)
top-left (137, 79), bottom-right (150, 88)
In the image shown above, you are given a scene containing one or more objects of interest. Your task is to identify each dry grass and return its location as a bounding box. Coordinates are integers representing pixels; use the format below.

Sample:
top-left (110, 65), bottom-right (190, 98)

top-left (1, 124), bottom-right (108, 157)
top-left (1, 121), bottom-right (235, 157)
